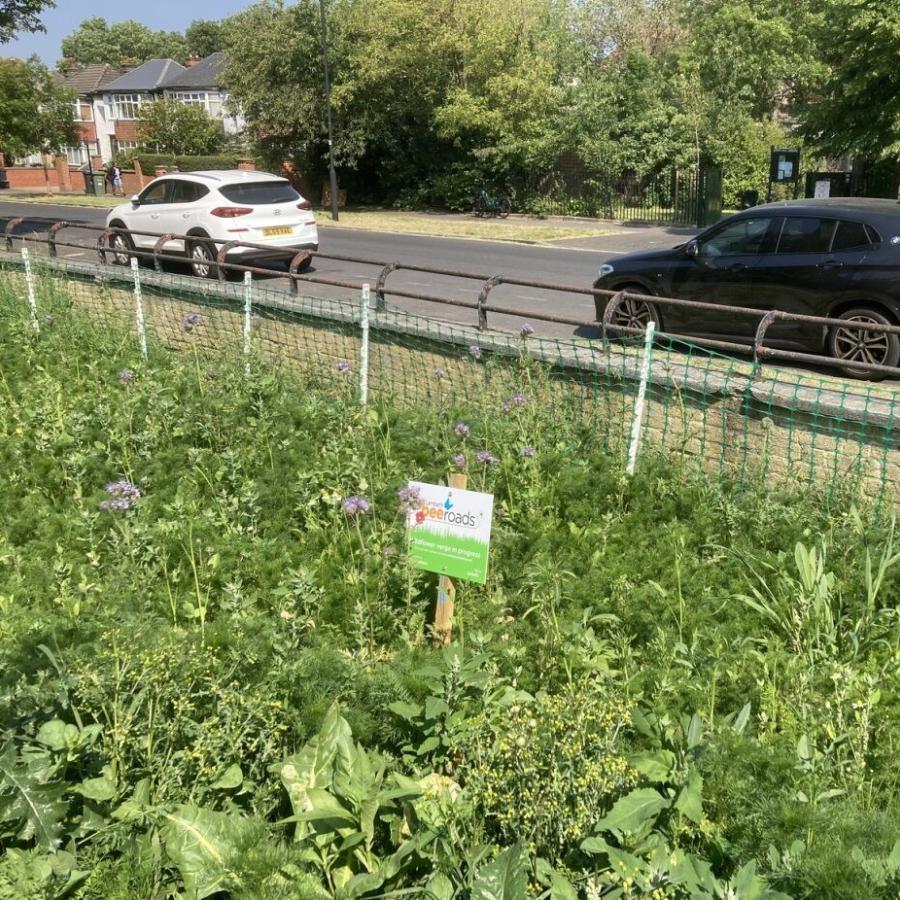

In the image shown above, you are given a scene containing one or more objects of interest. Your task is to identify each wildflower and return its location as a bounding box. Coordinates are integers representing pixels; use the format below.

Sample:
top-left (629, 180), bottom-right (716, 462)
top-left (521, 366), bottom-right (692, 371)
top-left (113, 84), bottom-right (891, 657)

top-left (336, 359), bottom-right (351, 375)
top-left (117, 368), bottom-right (134, 384)
top-left (99, 479), bottom-right (141, 511)
top-left (476, 450), bottom-right (498, 465)
top-left (468, 344), bottom-right (482, 359)
top-left (502, 393), bottom-right (527, 412)
top-left (343, 495), bottom-right (370, 516)
top-left (453, 422), bottom-right (470, 438)
top-left (520, 322), bottom-right (535, 337)
top-left (452, 453), bottom-right (467, 471)
top-left (520, 446), bottom-right (535, 458)
top-left (180, 311), bottom-right (203, 331)
top-left (397, 484), bottom-right (421, 514)
top-left (434, 365), bottom-right (446, 379)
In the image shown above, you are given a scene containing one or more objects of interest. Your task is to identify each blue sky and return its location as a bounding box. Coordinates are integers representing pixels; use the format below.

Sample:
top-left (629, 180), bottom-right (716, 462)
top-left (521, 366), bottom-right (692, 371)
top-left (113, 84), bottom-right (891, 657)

top-left (5, 0), bottom-right (251, 64)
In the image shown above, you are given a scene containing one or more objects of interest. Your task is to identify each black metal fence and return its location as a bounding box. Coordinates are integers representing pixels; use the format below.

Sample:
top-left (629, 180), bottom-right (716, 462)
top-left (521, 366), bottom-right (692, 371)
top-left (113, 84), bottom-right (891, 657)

top-left (519, 166), bottom-right (722, 227)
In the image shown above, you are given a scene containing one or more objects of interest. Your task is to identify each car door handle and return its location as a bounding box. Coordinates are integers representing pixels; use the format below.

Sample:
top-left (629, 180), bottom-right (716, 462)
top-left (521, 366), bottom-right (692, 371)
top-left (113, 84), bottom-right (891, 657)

top-left (817, 260), bottom-right (844, 270)
top-left (182, 212), bottom-right (191, 218)
top-left (727, 263), bottom-right (748, 272)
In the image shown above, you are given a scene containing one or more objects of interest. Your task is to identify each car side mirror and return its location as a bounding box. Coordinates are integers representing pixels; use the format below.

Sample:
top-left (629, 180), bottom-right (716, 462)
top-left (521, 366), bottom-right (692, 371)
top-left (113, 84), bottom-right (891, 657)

top-left (130, 195), bottom-right (140, 206)
top-left (685, 240), bottom-right (699, 259)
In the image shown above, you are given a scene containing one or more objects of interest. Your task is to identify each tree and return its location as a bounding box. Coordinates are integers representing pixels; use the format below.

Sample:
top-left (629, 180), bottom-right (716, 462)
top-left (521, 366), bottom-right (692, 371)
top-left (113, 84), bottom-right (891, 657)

top-left (0, 57), bottom-right (77, 159)
top-left (138, 100), bottom-right (225, 156)
top-left (60, 17), bottom-right (186, 67)
top-left (185, 20), bottom-right (223, 58)
top-left (0, 0), bottom-right (53, 43)
top-left (800, 0), bottom-right (900, 161)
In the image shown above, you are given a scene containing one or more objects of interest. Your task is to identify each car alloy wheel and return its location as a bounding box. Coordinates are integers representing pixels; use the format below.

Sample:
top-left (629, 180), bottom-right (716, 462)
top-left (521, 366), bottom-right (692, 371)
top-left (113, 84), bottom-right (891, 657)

top-left (609, 293), bottom-right (659, 334)
top-left (828, 307), bottom-right (900, 380)
top-left (110, 231), bottom-right (133, 266)
top-left (190, 241), bottom-right (216, 279)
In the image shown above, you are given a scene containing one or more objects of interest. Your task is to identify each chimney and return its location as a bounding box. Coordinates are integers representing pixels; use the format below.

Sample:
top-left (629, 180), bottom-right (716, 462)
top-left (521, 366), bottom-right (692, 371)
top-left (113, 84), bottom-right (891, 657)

top-left (185, 53), bottom-right (200, 67)
top-left (62, 57), bottom-right (78, 74)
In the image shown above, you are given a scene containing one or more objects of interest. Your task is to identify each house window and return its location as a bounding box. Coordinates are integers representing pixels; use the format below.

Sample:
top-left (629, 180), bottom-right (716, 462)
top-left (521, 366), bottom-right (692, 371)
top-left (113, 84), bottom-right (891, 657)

top-left (72, 100), bottom-right (93, 122)
top-left (63, 145), bottom-right (89, 166)
top-left (172, 91), bottom-right (206, 107)
top-left (110, 94), bottom-right (143, 121)
top-left (111, 139), bottom-right (140, 156)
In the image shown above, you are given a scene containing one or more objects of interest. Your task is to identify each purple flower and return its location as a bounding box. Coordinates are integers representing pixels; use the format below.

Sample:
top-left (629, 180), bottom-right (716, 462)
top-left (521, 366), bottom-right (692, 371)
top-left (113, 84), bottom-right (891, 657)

top-left (502, 393), bottom-right (527, 412)
top-left (117, 368), bottom-right (134, 384)
top-left (452, 453), bottom-right (467, 471)
top-left (99, 479), bottom-right (141, 511)
top-left (454, 422), bottom-right (470, 438)
top-left (434, 366), bottom-right (446, 379)
top-left (520, 446), bottom-right (535, 458)
top-left (343, 495), bottom-right (370, 516)
top-left (336, 359), bottom-right (351, 375)
top-left (476, 450), bottom-right (498, 465)
top-left (181, 312), bottom-right (203, 332)
top-left (468, 344), bottom-right (482, 359)
top-left (520, 323), bottom-right (535, 337)
top-left (397, 484), bottom-right (421, 514)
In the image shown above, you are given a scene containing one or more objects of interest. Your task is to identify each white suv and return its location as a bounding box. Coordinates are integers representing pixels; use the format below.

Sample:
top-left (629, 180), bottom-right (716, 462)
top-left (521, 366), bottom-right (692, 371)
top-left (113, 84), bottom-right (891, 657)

top-left (105, 169), bottom-right (319, 277)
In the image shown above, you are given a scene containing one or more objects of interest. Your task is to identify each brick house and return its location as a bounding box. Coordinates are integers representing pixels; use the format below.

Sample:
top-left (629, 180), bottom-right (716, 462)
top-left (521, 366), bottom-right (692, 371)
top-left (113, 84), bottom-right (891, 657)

top-left (101, 52), bottom-right (241, 161)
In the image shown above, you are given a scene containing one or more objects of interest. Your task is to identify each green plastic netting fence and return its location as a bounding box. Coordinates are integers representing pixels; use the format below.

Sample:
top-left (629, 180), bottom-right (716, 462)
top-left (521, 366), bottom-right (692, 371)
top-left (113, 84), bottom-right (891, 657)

top-left (1, 255), bottom-right (898, 510)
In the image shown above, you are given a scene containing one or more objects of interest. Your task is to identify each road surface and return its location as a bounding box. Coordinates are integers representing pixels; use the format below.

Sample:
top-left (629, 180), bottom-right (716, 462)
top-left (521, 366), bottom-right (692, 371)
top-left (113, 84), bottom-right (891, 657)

top-left (0, 199), bottom-right (694, 339)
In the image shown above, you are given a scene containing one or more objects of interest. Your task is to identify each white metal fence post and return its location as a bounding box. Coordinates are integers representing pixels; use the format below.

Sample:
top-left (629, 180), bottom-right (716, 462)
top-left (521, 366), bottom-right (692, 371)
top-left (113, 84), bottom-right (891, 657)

top-left (626, 321), bottom-right (656, 476)
top-left (360, 283), bottom-right (370, 405)
top-left (243, 271), bottom-right (253, 375)
top-left (21, 248), bottom-right (39, 333)
top-left (131, 257), bottom-right (148, 359)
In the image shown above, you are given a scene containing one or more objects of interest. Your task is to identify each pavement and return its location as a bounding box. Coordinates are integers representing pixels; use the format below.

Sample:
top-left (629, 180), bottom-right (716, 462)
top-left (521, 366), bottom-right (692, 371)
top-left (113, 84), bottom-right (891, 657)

top-left (0, 198), bottom-right (696, 339)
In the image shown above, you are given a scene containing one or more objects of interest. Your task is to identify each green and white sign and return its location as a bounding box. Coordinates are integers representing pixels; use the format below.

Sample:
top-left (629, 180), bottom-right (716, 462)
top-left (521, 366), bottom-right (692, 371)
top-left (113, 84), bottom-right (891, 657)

top-left (406, 481), bottom-right (494, 584)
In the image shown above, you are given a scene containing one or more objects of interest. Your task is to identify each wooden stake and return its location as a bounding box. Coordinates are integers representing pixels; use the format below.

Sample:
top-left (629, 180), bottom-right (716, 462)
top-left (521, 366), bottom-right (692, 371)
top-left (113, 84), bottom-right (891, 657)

top-left (434, 472), bottom-right (467, 645)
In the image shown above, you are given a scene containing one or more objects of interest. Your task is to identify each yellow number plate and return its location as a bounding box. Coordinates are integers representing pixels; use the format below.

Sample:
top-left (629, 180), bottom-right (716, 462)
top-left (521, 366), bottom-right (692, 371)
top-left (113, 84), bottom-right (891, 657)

top-left (263, 226), bottom-right (292, 237)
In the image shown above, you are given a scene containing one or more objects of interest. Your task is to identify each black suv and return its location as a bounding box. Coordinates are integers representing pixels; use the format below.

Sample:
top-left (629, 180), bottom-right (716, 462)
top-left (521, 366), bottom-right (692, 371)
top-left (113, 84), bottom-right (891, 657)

top-left (593, 198), bottom-right (900, 376)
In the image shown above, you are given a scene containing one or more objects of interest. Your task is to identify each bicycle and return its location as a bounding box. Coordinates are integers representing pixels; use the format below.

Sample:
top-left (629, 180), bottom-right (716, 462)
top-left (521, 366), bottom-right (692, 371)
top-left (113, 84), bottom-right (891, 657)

top-left (473, 188), bottom-right (511, 219)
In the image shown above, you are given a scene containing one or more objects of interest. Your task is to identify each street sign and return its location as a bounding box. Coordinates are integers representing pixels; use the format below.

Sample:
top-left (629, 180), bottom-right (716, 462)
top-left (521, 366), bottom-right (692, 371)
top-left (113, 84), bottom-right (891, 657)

top-left (406, 480), bottom-right (494, 584)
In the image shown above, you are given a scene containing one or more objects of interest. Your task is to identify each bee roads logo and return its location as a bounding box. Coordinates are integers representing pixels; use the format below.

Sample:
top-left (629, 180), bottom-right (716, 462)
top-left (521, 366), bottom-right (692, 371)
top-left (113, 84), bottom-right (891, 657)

top-left (406, 481), bottom-right (494, 584)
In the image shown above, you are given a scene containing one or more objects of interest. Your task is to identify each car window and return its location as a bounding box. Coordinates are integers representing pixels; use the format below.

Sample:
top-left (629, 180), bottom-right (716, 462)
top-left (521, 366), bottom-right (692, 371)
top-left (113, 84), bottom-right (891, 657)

top-left (830, 220), bottom-right (871, 252)
top-left (701, 217), bottom-right (774, 257)
top-left (170, 181), bottom-right (209, 203)
top-left (139, 180), bottom-right (170, 205)
top-left (776, 217), bottom-right (837, 254)
top-left (218, 181), bottom-right (300, 205)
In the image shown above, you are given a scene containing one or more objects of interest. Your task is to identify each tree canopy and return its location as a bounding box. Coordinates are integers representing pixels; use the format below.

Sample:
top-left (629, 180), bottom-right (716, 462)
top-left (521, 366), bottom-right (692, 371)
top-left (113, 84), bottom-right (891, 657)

top-left (60, 17), bottom-right (186, 68)
top-left (0, 57), bottom-right (77, 159)
top-left (138, 99), bottom-right (225, 156)
top-left (0, 0), bottom-right (53, 43)
top-left (184, 20), bottom-right (223, 59)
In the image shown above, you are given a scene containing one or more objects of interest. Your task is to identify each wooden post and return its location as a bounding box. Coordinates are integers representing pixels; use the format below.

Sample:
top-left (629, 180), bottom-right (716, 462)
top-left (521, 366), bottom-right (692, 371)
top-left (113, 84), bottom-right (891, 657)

top-left (434, 472), bottom-right (467, 645)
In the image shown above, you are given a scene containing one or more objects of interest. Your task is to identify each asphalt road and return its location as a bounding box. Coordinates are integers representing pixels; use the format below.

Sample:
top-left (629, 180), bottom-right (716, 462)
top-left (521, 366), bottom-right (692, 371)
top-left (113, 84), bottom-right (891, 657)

top-left (0, 199), bottom-right (694, 339)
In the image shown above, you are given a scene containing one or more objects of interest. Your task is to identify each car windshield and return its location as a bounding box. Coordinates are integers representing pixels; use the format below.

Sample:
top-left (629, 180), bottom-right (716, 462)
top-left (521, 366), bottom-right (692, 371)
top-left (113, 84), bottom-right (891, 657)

top-left (218, 181), bottom-right (300, 205)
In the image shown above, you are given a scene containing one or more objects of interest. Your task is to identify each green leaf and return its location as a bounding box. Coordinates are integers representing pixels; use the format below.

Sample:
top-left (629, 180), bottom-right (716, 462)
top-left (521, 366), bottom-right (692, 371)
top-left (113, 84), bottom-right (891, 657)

top-left (549, 870), bottom-right (578, 900)
top-left (732, 702), bottom-right (752, 735)
top-left (296, 788), bottom-right (356, 828)
top-left (594, 788), bottom-right (669, 834)
top-left (210, 764), bottom-right (243, 790)
top-left (0, 743), bottom-right (68, 851)
top-left (471, 843), bottom-right (529, 900)
top-left (161, 805), bottom-right (247, 900)
top-left (424, 872), bottom-right (455, 900)
top-left (72, 776), bottom-right (117, 802)
top-left (417, 736), bottom-right (440, 755)
top-left (425, 696), bottom-right (450, 720)
top-left (674, 770), bottom-right (704, 824)
top-left (388, 701), bottom-right (421, 722)
top-left (628, 750), bottom-right (675, 782)
top-left (35, 720), bottom-right (77, 752)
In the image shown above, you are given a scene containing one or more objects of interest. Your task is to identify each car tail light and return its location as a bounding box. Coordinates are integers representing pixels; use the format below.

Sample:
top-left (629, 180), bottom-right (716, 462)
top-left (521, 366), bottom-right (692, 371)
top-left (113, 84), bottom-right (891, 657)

top-left (211, 207), bottom-right (253, 218)
top-left (296, 200), bottom-right (312, 210)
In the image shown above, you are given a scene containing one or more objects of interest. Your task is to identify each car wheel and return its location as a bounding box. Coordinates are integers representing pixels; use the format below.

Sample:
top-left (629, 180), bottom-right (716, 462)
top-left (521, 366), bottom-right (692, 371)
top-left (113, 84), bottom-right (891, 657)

top-left (607, 285), bottom-right (661, 337)
top-left (109, 226), bottom-right (133, 266)
top-left (188, 238), bottom-right (217, 279)
top-left (827, 306), bottom-right (900, 380)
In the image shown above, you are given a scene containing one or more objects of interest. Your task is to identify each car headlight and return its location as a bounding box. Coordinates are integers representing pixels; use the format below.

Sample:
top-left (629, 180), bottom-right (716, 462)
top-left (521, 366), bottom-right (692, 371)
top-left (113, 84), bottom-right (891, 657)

top-left (598, 263), bottom-right (615, 278)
